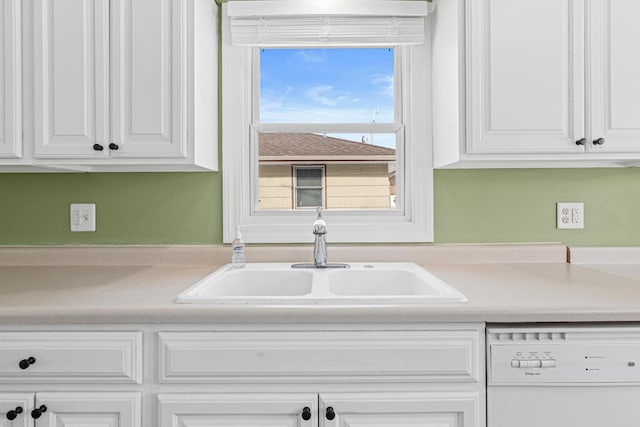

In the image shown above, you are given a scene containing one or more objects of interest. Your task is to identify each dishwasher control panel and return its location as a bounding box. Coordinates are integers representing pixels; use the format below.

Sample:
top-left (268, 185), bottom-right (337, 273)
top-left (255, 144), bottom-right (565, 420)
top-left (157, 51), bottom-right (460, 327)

top-left (488, 327), bottom-right (640, 384)
top-left (510, 358), bottom-right (556, 368)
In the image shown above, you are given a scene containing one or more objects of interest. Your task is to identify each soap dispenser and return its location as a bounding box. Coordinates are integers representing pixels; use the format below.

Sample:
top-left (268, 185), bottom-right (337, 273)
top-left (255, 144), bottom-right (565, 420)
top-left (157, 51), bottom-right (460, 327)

top-left (231, 226), bottom-right (246, 268)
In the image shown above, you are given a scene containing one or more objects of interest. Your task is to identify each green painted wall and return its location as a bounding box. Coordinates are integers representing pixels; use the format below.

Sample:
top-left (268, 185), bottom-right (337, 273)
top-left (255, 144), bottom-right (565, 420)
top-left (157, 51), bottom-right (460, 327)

top-left (1, 168), bottom-right (638, 246)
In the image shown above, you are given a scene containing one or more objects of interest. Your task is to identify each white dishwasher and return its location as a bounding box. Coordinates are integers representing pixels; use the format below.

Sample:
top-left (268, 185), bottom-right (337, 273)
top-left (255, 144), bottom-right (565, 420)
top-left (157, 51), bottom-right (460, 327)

top-left (487, 325), bottom-right (640, 427)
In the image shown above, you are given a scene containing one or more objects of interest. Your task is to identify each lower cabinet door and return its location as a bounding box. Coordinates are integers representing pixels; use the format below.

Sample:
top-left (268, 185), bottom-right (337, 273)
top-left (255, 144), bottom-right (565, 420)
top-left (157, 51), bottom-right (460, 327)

top-left (0, 393), bottom-right (32, 427)
top-left (319, 392), bottom-right (480, 427)
top-left (36, 392), bottom-right (141, 427)
top-left (158, 393), bottom-right (318, 427)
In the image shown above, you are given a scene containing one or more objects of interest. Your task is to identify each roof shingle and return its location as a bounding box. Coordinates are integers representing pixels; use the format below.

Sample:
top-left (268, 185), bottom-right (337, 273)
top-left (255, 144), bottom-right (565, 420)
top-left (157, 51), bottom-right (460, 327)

top-left (259, 133), bottom-right (396, 157)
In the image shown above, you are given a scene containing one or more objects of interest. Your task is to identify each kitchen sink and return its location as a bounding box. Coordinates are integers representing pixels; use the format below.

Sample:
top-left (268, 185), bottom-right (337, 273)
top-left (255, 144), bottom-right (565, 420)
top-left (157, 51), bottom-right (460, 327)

top-left (175, 262), bottom-right (466, 305)
top-left (328, 263), bottom-right (465, 300)
top-left (175, 264), bottom-right (314, 303)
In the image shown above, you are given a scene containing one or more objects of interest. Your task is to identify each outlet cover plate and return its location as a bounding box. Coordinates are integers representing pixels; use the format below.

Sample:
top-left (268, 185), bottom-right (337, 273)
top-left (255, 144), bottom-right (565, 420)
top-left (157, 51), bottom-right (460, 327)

top-left (557, 202), bottom-right (584, 229)
top-left (70, 203), bottom-right (96, 232)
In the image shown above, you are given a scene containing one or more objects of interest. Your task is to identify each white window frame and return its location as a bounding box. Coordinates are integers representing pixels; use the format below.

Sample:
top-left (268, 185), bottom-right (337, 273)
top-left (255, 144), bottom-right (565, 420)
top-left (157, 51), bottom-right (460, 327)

top-left (222, 4), bottom-right (433, 243)
top-left (293, 165), bottom-right (326, 210)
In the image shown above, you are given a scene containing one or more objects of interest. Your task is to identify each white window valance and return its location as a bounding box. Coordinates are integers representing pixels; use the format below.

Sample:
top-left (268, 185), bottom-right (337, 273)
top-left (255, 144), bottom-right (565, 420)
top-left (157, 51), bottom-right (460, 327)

top-left (227, 0), bottom-right (429, 47)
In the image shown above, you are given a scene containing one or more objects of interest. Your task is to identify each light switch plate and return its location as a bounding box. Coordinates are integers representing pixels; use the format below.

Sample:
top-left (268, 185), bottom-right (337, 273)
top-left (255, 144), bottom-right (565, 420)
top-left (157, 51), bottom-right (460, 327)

top-left (70, 203), bottom-right (96, 232)
top-left (557, 202), bottom-right (584, 229)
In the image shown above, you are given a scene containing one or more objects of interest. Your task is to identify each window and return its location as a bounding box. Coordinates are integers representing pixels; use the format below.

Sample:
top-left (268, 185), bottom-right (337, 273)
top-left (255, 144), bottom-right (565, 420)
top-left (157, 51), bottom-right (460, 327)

top-left (257, 47), bottom-right (398, 212)
top-left (294, 166), bottom-right (325, 209)
top-left (222, 1), bottom-right (434, 243)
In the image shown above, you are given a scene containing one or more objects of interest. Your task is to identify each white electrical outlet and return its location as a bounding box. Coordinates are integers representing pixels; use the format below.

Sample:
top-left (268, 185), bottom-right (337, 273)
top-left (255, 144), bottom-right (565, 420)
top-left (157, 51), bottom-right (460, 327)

top-left (70, 203), bottom-right (96, 232)
top-left (557, 202), bottom-right (584, 229)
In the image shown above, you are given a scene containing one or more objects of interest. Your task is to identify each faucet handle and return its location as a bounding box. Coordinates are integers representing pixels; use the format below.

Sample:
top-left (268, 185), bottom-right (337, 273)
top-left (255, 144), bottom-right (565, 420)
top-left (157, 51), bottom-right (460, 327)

top-left (313, 207), bottom-right (327, 235)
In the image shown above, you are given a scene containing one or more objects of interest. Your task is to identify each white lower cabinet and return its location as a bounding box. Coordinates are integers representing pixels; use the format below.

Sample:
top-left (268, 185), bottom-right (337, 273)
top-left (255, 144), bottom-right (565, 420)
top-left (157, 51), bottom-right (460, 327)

top-left (0, 392), bottom-right (141, 426)
top-left (156, 325), bottom-right (484, 427)
top-left (0, 325), bottom-right (484, 427)
top-left (158, 392), bottom-right (478, 427)
top-left (158, 393), bottom-right (318, 426)
top-left (321, 393), bottom-right (477, 427)
top-left (36, 392), bottom-right (141, 427)
top-left (0, 393), bottom-right (31, 427)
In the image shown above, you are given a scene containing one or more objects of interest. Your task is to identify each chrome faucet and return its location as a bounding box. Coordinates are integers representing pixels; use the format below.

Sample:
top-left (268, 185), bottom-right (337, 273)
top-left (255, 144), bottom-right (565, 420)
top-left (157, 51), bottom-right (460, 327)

top-left (291, 208), bottom-right (349, 269)
top-left (312, 208), bottom-right (328, 267)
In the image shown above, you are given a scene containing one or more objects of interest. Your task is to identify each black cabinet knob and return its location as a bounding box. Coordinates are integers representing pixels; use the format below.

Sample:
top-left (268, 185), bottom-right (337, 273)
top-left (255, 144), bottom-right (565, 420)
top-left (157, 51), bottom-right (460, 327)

top-left (31, 405), bottom-right (47, 419)
top-left (93, 143), bottom-right (104, 151)
top-left (108, 143), bottom-right (119, 150)
top-left (593, 137), bottom-right (605, 145)
top-left (18, 356), bottom-right (36, 370)
top-left (575, 138), bottom-right (586, 146)
top-left (301, 406), bottom-right (312, 421)
top-left (6, 406), bottom-right (23, 420)
top-left (325, 406), bottom-right (336, 420)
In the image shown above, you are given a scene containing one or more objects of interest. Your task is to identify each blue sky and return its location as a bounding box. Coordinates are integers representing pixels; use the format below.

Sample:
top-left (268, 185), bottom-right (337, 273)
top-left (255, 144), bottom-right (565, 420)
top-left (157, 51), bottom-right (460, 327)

top-left (260, 48), bottom-right (396, 147)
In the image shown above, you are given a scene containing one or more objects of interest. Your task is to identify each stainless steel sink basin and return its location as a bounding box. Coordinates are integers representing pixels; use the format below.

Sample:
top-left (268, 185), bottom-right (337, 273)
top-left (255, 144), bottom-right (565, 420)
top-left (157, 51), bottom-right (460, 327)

top-left (175, 262), bottom-right (466, 305)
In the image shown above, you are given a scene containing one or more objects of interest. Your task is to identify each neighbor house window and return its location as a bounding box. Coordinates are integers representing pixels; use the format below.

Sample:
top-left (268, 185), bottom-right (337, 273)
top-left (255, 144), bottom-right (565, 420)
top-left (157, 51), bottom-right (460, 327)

top-left (222, 0), bottom-right (434, 243)
top-left (294, 166), bottom-right (325, 209)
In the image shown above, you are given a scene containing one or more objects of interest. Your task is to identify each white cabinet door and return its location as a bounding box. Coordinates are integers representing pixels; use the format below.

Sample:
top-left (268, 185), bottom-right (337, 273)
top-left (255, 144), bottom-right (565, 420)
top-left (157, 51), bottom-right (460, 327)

top-left (110, 0), bottom-right (187, 158)
top-left (33, 0), bottom-right (110, 158)
top-left (319, 393), bottom-right (480, 427)
top-left (588, 0), bottom-right (640, 153)
top-left (466, 0), bottom-right (585, 154)
top-left (0, 0), bottom-right (21, 159)
top-left (36, 392), bottom-right (141, 427)
top-left (32, 0), bottom-right (187, 160)
top-left (0, 394), bottom-right (32, 427)
top-left (158, 393), bottom-right (317, 427)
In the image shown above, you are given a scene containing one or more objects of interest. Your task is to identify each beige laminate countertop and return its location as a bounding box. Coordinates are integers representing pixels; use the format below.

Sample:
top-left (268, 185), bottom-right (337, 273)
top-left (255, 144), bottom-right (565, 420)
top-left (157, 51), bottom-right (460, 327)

top-left (0, 244), bottom-right (639, 324)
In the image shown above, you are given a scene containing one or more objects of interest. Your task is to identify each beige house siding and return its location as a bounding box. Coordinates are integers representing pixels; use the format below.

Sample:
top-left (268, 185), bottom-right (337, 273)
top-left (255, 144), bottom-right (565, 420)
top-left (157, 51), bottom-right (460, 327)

top-left (258, 163), bottom-right (392, 210)
top-left (326, 163), bottom-right (390, 209)
top-left (258, 165), bottom-right (292, 210)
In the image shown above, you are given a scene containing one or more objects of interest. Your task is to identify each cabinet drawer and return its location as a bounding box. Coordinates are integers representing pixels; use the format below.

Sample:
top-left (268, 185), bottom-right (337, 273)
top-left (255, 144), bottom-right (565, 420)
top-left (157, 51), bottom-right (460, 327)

top-left (0, 331), bottom-right (142, 383)
top-left (158, 330), bottom-right (480, 383)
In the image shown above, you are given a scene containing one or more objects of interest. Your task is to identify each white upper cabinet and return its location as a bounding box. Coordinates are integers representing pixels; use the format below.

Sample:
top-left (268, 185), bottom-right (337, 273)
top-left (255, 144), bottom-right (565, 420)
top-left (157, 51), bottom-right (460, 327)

top-left (588, 0), bottom-right (640, 154)
top-left (0, 0), bottom-right (22, 159)
top-left (433, 0), bottom-right (640, 168)
top-left (24, 0), bottom-right (217, 171)
top-left (32, 0), bottom-right (109, 159)
top-left (110, 0), bottom-right (186, 159)
top-left (466, 0), bottom-right (584, 155)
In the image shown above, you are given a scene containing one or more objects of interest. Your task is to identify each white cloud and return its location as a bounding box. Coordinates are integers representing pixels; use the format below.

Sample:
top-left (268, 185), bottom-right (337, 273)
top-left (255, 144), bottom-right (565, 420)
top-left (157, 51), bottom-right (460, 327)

top-left (371, 73), bottom-right (394, 98)
top-left (297, 50), bottom-right (325, 64)
top-left (305, 85), bottom-right (338, 106)
top-left (305, 85), bottom-right (358, 107)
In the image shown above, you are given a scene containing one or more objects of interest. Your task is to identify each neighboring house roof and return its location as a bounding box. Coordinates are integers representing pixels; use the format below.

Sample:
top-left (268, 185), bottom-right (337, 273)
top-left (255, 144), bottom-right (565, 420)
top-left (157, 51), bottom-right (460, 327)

top-left (259, 133), bottom-right (395, 161)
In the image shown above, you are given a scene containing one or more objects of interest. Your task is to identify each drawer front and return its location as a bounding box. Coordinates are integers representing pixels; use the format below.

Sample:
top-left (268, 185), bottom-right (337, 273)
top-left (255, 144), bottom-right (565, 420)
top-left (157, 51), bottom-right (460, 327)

top-left (159, 330), bottom-right (480, 383)
top-left (0, 331), bottom-right (142, 383)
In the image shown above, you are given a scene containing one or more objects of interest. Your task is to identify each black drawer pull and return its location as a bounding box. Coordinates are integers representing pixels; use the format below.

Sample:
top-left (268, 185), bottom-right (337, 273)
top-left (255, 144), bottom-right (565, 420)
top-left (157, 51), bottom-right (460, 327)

top-left (301, 406), bottom-right (311, 421)
top-left (31, 405), bottom-right (47, 419)
top-left (18, 356), bottom-right (36, 370)
top-left (6, 406), bottom-right (23, 420)
top-left (326, 406), bottom-right (336, 420)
